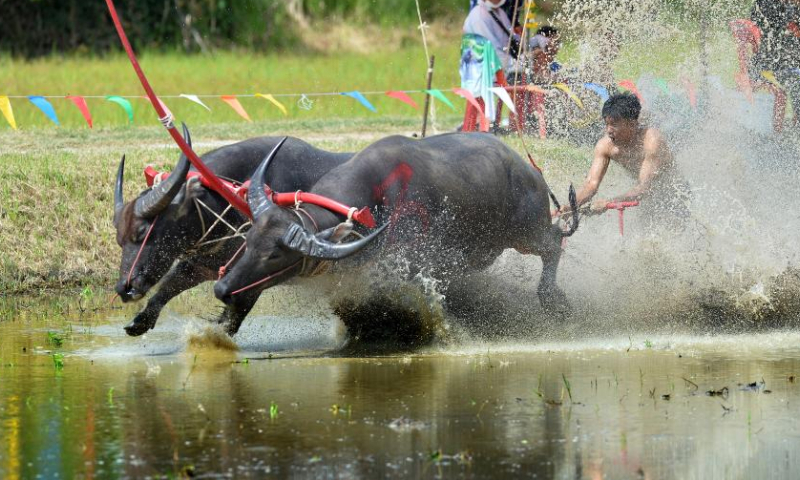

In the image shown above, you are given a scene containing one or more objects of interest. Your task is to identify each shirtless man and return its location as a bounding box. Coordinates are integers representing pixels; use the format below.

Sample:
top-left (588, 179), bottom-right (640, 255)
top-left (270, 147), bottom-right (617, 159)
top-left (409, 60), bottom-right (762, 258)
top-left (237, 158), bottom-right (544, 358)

top-left (560, 93), bottom-right (688, 223)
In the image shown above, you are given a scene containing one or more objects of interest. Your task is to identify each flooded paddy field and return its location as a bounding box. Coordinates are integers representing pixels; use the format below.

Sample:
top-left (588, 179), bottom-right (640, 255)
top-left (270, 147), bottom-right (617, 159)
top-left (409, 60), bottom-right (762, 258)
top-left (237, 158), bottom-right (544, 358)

top-left (2, 294), bottom-right (800, 480)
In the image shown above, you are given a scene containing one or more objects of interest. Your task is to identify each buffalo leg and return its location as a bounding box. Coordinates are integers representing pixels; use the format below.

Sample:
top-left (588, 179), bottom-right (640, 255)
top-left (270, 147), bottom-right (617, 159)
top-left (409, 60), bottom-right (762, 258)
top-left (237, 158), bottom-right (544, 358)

top-left (124, 260), bottom-right (211, 336)
top-left (536, 231), bottom-right (570, 315)
top-left (214, 290), bottom-right (262, 336)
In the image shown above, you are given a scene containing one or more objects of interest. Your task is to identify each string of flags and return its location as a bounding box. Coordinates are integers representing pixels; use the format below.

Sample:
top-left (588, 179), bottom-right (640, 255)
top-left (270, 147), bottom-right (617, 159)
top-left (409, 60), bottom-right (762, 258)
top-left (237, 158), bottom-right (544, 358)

top-left (0, 70), bottom-right (789, 130)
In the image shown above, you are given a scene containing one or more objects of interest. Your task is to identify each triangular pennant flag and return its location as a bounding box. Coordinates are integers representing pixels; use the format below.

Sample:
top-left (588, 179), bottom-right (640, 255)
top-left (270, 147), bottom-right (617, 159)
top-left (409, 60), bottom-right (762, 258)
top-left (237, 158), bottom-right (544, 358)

top-left (489, 87), bottom-right (516, 114)
top-left (255, 93), bottom-right (287, 116)
top-left (425, 89), bottom-right (455, 110)
top-left (653, 78), bottom-right (671, 96)
top-left (106, 96), bottom-right (134, 123)
top-left (385, 91), bottom-right (419, 109)
top-left (618, 80), bottom-right (644, 104)
top-left (28, 96), bottom-right (60, 125)
top-left (453, 88), bottom-right (488, 131)
top-left (341, 91), bottom-right (377, 112)
top-left (152, 96), bottom-right (174, 121)
top-left (180, 94), bottom-right (211, 112)
top-left (681, 79), bottom-right (697, 109)
top-left (582, 83), bottom-right (609, 101)
top-left (0, 95), bottom-right (17, 130)
top-left (66, 95), bottom-right (93, 128)
top-left (761, 71), bottom-right (782, 88)
top-left (221, 95), bottom-right (252, 122)
top-left (553, 83), bottom-right (584, 109)
top-left (526, 85), bottom-right (547, 95)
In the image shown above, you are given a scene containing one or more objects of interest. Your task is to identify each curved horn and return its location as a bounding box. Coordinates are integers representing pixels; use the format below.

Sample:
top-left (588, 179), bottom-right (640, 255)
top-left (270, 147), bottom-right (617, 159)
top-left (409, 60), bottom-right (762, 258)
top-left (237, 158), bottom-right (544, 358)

top-left (280, 221), bottom-right (389, 260)
top-left (134, 122), bottom-right (193, 219)
top-left (113, 154), bottom-right (126, 226)
top-left (248, 136), bottom-right (288, 218)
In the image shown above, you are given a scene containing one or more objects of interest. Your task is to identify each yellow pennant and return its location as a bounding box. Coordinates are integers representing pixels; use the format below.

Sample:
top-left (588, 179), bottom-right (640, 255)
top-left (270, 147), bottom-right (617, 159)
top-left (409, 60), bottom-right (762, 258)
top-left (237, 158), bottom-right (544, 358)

top-left (553, 83), bottom-right (584, 109)
top-left (255, 93), bottom-right (287, 116)
top-left (0, 95), bottom-right (17, 130)
top-left (761, 71), bottom-right (782, 88)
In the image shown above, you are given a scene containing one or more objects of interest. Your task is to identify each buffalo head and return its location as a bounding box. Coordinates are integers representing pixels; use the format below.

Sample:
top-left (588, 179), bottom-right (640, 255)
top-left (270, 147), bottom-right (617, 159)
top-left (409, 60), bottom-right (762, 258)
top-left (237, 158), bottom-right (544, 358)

top-left (214, 138), bottom-right (387, 304)
top-left (113, 123), bottom-right (217, 301)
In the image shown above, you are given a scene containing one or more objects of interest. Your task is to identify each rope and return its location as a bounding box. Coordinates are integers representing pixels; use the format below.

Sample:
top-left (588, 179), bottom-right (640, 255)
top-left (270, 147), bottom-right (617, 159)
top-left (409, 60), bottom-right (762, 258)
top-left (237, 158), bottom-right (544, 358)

top-left (125, 216), bottom-right (158, 289)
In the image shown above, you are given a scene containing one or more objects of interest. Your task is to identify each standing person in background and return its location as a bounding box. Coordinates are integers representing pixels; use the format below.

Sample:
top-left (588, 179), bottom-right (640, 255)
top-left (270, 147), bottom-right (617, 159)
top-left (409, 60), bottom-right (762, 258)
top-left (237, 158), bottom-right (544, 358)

top-left (750, 0), bottom-right (800, 130)
top-left (463, 0), bottom-right (519, 71)
top-left (528, 26), bottom-right (561, 80)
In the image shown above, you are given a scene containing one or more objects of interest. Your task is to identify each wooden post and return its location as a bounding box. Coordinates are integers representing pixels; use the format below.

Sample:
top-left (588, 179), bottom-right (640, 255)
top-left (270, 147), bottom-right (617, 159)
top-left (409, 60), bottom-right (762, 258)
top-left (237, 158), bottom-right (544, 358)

top-left (421, 55), bottom-right (435, 138)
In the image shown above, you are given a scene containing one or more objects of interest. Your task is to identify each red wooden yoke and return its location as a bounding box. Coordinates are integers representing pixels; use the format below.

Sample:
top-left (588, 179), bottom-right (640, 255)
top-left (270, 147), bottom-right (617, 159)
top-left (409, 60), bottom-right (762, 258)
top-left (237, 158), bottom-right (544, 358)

top-left (144, 167), bottom-right (376, 228)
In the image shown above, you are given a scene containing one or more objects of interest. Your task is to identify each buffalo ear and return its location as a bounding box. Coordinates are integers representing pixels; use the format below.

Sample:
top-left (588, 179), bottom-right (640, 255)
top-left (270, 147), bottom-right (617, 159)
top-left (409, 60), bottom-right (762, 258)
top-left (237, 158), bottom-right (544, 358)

top-left (316, 222), bottom-right (354, 243)
top-left (177, 176), bottom-right (205, 216)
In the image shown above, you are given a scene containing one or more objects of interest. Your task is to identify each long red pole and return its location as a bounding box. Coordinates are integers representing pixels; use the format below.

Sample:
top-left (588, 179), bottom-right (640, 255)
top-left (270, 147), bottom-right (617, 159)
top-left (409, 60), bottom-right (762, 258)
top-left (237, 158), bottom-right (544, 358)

top-left (104, 0), bottom-right (252, 218)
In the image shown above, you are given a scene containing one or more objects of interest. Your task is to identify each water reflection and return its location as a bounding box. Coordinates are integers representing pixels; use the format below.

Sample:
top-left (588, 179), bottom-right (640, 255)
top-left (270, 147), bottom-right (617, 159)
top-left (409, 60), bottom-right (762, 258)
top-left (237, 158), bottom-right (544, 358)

top-left (2, 297), bottom-right (800, 479)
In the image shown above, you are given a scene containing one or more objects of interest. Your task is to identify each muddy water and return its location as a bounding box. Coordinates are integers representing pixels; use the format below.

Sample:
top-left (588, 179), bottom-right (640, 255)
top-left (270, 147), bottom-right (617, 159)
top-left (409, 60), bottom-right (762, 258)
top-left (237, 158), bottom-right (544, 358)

top-left (0, 296), bottom-right (799, 479)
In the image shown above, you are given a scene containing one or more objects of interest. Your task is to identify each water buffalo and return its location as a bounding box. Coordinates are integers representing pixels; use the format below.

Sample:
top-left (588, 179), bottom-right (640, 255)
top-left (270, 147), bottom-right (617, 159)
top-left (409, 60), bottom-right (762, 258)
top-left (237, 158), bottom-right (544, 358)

top-left (113, 124), bottom-right (352, 336)
top-left (213, 132), bottom-right (578, 336)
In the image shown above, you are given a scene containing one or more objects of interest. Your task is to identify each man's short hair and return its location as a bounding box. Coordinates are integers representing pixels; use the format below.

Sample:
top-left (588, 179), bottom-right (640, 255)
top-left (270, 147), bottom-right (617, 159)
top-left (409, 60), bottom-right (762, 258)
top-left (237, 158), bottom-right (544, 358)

top-left (536, 26), bottom-right (559, 37)
top-left (602, 93), bottom-right (641, 120)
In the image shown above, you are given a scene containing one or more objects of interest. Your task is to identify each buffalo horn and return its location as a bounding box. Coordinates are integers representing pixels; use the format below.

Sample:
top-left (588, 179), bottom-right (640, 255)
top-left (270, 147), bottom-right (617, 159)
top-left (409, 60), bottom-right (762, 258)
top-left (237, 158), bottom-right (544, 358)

top-left (113, 154), bottom-right (126, 226)
top-left (133, 122), bottom-right (193, 219)
top-left (280, 221), bottom-right (389, 260)
top-left (248, 136), bottom-right (288, 218)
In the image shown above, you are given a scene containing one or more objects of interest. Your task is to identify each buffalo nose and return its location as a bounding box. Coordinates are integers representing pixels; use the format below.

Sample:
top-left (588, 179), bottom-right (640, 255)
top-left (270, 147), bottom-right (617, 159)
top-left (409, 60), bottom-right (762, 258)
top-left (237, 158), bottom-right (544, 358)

top-left (214, 281), bottom-right (232, 304)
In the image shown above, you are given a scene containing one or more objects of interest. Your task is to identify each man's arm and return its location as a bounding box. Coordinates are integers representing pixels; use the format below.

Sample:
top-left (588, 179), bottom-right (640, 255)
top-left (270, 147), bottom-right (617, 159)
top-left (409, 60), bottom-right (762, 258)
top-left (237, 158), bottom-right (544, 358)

top-left (609, 129), bottom-right (668, 203)
top-left (561, 137), bottom-right (611, 212)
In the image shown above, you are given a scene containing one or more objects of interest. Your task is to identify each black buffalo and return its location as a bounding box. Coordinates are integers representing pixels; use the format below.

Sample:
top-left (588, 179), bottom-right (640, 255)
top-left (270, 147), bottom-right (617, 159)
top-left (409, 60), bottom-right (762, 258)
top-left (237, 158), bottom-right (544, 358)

top-left (113, 125), bottom-right (352, 336)
top-left (213, 132), bottom-right (577, 336)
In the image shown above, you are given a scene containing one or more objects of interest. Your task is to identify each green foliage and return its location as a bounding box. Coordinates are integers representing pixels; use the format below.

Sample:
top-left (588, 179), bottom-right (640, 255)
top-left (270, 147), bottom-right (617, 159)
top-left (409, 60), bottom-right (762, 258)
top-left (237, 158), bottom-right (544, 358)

top-left (0, 0), bottom-right (465, 57)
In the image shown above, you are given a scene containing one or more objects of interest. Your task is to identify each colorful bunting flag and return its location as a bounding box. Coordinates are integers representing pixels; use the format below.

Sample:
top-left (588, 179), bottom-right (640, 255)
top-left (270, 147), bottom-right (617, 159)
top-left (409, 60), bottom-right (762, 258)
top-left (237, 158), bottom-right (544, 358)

top-left (761, 71), bottom-right (782, 88)
top-left (385, 91), bottom-right (419, 109)
top-left (180, 94), bottom-right (211, 112)
top-left (28, 96), bottom-right (60, 125)
top-left (220, 95), bottom-right (252, 122)
top-left (66, 95), bottom-right (93, 128)
top-left (255, 93), bottom-right (287, 115)
top-left (553, 83), bottom-right (584, 109)
top-left (525, 85), bottom-right (547, 95)
top-left (341, 91), bottom-right (377, 113)
top-left (618, 80), bottom-right (644, 104)
top-left (0, 95), bottom-right (17, 130)
top-left (106, 96), bottom-right (134, 123)
top-left (582, 83), bottom-right (609, 101)
top-left (489, 87), bottom-right (516, 114)
top-left (653, 78), bottom-right (671, 96)
top-left (452, 88), bottom-right (488, 131)
top-left (425, 89), bottom-right (455, 110)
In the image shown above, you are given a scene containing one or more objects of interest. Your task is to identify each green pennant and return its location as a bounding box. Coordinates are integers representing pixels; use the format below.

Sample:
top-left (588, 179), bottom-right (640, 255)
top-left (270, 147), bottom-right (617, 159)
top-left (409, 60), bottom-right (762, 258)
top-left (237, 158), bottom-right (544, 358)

top-left (425, 89), bottom-right (455, 111)
top-left (106, 95), bottom-right (134, 123)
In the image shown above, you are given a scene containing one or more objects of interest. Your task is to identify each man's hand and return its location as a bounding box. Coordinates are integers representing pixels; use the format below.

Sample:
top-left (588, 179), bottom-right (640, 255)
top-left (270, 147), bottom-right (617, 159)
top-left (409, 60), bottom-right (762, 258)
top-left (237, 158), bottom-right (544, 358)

top-left (589, 198), bottom-right (609, 214)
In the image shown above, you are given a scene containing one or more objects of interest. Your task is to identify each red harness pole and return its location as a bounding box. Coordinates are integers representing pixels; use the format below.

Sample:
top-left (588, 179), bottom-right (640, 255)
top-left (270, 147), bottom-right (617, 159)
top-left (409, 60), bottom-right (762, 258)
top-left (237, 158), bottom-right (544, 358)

top-left (104, 0), bottom-right (251, 218)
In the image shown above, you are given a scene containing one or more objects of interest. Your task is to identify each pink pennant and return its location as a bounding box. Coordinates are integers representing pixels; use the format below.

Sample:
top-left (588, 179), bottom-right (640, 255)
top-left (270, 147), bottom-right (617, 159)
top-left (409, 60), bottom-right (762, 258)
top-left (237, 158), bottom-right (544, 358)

top-left (452, 88), bottom-right (488, 132)
top-left (139, 96), bottom-right (174, 121)
top-left (618, 80), bottom-right (644, 105)
top-left (681, 79), bottom-right (698, 109)
top-left (66, 95), bottom-right (93, 128)
top-left (385, 91), bottom-right (419, 109)
top-left (221, 95), bottom-right (252, 122)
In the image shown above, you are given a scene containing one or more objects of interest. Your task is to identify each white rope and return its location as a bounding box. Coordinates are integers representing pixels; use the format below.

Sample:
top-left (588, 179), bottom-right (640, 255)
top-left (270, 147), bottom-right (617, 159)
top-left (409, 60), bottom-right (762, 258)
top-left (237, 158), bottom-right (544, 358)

top-left (190, 199), bottom-right (251, 250)
top-left (159, 113), bottom-right (175, 129)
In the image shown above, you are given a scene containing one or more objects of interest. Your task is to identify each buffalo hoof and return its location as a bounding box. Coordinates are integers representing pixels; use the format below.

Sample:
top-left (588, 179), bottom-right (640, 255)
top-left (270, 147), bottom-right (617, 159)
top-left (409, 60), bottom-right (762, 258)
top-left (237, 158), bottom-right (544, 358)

top-left (124, 310), bottom-right (157, 337)
top-left (538, 286), bottom-right (572, 317)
